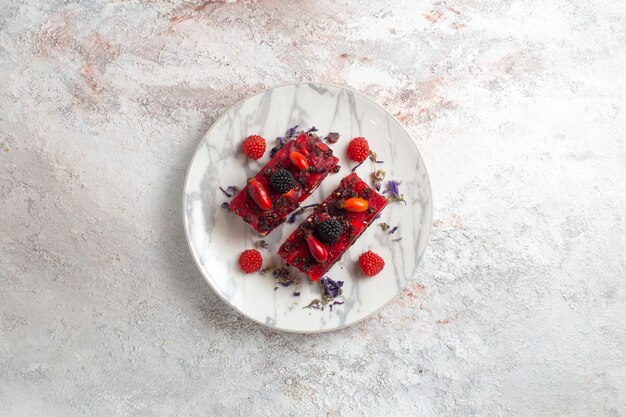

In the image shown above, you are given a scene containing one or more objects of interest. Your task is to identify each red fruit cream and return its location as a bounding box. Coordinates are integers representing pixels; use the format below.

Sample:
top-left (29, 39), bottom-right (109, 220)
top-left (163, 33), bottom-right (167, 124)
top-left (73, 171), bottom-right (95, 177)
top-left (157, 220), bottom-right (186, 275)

top-left (278, 173), bottom-right (388, 281)
top-left (230, 133), bottom-right (339, 235)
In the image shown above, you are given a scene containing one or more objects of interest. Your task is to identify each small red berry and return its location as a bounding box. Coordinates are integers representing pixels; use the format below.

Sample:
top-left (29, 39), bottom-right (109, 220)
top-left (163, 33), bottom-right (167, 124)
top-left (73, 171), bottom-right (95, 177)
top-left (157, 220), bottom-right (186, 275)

top-left (248, 179), bottom-right (272, 210)
top-left (347, 137), bottom-right (370, 163)
top-left (342, 197), bottom-right (369, 213)
top-left (306, 235), bottom-right (328, 263)
top-left (239, 249), bottom-right (263, 273)
top-left (289, 151), bottom-right (309, 170)
top-left (242, 135), bottom-right (266, 160)
top-left (358, 251), bottom-right (385, 276)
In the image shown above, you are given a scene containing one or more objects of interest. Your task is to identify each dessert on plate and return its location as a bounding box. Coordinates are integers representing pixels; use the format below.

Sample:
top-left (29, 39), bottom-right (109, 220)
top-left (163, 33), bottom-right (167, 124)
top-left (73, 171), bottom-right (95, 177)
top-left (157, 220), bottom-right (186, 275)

top-left (229, 132), bottom-right (339, 235)
top-left (277, 173), bottom-right (388, 281)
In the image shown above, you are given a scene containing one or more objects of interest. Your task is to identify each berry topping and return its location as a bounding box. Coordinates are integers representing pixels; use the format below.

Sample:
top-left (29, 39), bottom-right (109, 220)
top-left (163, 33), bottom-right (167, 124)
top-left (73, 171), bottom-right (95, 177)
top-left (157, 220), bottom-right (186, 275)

top-left (248, 179), bottom-right (272, 210)
top-left (306, 235), bottom-right (328, 263)
top-left (270, 168), bottom-right (295, 194)
top-left (242, 135), bottom-right (266, 160)
top-left (342, 197), bottom-right (369, 213)
top-left (358, 251), bottom-right (385, 277)
top-left (239, 249), bottom-right (263, 273)
top-left (347, 137), bottom-right (370, 162)
top-left (314, 219), bottom-right (344, 244)
top-left (289, 151), bottom-right (309, 170)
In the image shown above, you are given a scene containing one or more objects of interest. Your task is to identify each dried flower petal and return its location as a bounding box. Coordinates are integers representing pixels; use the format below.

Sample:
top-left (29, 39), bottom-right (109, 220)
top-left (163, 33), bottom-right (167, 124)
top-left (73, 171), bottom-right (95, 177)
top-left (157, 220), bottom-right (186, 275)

top-left (307, 126), bottom-right (318, 133)
top-left (269, 136), bottom-right (289, 158)
top-left (259, 265), bottom-right (274, 275)
top-left (219, 185), bottom-right (241, 198)
top-left (303, 299), bottom-right (322, 310)
top-left (320, 276), bottom-right (344, 299)
top-left (324, 132), bottom-right (340, 144)
top-left (371, 169), bottom-right (386, 191)
top-left (286, 125), bottom-right (299, 137)
top-left (389, 226), bottom-right (398, 234)
top-left (329, 300), bottom-right (344, 311)
top-left (351, 160), bottom-right (365, 172)
top-left (287, 203), bottom-right (319, 224)
top-left (274, 266), bottom-right (296, 287)
top-left (383, 180), bottom-right (406, 204)
top-left (255, 240), bottom-right (269, 250)
top-left (379, 223), bottom-right (390, 231)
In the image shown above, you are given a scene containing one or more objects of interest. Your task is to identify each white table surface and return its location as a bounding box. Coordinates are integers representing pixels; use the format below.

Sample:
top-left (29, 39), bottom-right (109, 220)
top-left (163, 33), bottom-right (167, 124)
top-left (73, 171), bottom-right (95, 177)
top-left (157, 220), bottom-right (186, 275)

top-left (1, 1), bottom-right (625, 416)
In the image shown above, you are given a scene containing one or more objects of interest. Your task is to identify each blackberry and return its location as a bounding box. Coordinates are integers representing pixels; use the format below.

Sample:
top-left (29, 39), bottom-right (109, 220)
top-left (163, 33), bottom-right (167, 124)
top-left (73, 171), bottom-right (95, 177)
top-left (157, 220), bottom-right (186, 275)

top-left (314, 219), bottom-right (344, 244)
top-left (270, 168), bottom-right (295, 193)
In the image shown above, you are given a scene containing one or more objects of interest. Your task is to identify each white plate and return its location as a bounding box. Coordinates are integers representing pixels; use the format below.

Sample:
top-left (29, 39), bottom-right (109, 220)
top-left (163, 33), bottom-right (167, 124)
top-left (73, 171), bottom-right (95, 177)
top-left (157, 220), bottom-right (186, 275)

top-left (183, 83), bottom-right (432, 333)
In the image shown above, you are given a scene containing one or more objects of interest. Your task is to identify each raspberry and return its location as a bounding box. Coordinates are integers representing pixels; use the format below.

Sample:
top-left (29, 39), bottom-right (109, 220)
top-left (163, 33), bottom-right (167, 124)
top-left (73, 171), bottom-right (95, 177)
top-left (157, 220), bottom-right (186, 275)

top-left (314, 219), bottom-right (344, 244)
top-left (269, 168), bottom-right (295, 193)
top-left (242, 135), bottom-right (266, 160)
top-left (238, 249), bottom-right (263, 273)
top-left (347, 137), bottom-right (370, 162)
top-left (358, 250), bottom-right (384, 276)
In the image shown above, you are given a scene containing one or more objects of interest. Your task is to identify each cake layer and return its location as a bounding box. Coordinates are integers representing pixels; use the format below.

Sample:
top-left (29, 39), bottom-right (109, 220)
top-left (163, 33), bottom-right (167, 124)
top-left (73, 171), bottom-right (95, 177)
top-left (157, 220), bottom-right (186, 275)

top-left (230, 132), bottom-right (339, 235)
top-left (278, 173), bottom-right (388, 281)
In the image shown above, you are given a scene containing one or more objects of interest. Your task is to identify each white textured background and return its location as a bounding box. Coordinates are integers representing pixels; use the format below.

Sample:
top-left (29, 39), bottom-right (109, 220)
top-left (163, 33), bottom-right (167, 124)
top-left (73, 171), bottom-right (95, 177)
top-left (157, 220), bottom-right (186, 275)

top-left (1, 0), bottom-right (625, 416)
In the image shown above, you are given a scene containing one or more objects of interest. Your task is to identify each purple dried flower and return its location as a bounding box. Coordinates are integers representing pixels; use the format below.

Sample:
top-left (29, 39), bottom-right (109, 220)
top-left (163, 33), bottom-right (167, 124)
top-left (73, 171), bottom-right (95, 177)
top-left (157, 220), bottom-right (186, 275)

top-left (219, 185), bottom-right (241, 198)
top-left (286, 125), bottom-right (299, 137)
top-left (325, 132), bottom-right (340, 144)
top-left (351, 160), bottom-right (365, 172)
top-left (371, 169), bottom-right (386, 191)
top-left (389, 226), bottom-right (398, 234)
top-left (221, 202), bottom-right (231, 210)
top-left (293, 291), bottom-right (300, 297)
top-left (392, 237), bottom-right (402, 242)
top-left (383, 180), bottom-right (406, 204)
top-left (287, 203), bottom-right (319, 224)
top-left (274, 266), bottom-right (296, 287)
top-left (269, 136), bottom-right (289, 158)
top-left (320, 276), bottom-right (344, 299)
top-left (307, 126), bottom-right (318, 133)
top-left (384, 180), bottom-right (400, 195)
top-left (329, 300), bottom-right (344, 311)
top-left (219, 186), bottom-right (231, 197)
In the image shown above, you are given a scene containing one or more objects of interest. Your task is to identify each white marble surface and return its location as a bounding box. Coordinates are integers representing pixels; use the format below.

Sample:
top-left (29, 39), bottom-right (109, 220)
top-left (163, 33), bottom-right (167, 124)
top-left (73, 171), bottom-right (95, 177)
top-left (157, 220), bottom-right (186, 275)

top-left (1, 0), bottom-right (625, 416)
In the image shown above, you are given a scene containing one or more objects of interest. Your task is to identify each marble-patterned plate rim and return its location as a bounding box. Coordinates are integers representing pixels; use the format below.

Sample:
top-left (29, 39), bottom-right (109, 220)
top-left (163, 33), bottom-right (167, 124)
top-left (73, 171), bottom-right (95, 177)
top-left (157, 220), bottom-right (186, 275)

top-left (182, 82), bottom-right (432, 333)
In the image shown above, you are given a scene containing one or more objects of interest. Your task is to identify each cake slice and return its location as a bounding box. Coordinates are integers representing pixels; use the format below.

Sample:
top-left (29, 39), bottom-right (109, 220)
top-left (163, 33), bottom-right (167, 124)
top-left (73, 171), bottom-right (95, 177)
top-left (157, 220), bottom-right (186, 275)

top-left (229, 132), bottom-right (339, 235)
top-left (278, 173), bottom-right (388, 281)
